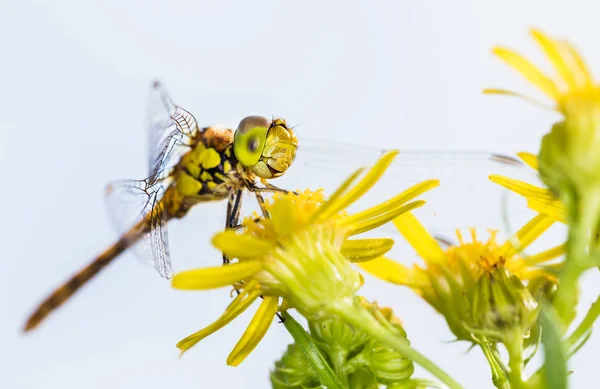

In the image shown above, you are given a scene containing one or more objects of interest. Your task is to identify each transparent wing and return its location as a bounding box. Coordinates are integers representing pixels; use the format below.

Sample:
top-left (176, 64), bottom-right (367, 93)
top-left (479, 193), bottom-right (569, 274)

top-left (98, 81), bottom-right (199, 279)
top-left (146, 81), bottom-right (198, 185)
top-left (104, 179), bottom-right (173, 278)
top-left (270, 138), bottom-right (542, 237)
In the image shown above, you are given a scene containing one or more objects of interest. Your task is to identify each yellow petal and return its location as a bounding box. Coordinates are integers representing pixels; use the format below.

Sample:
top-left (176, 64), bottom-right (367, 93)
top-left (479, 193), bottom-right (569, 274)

top-left (524, 244), bottom-right (565, 266)
top-left (530, 29), bottom-right (578, 92)
top-left (341, 238), bottom-right (395, 262)
top-left (343, 179), bottom-right (439, 229)
top-left (483, 89), bottom-right (555, 110)
top-left (310, 168), bottom-right (363, 223)
top-left (358, 256), bottom-right (425, 287)
top-left (347, 200), bottom-right (426, 235)
top-left (517, 152), bottom-right (539, 171)
top-left (489, 174), bottom-right (565, 222)
top-left (489, 175), bottom-right (554, 201)
top-left (492, 46), bottom-right (561, 100)
top-left (502, 213), bottom-right (555, 257)
top-left (392, 212), bottom-right (445, 264)
top-left (212, 230), bottom-right (274, 258)
top-left (176, 285), bottom-right (261, 353)
top-left (527, 197), bottom-right (566, 223)
top-left (226, 296), bottom-right (279, 366)
top-left (269, 196), bottom-right (297, 237)
top-left (560, 40), bottom-right (593, 87)
top-left (515, 267), bottom-right (558, 283)
top-left (171, 260), bottom-right (262, 290)
top-left (319, 150), bottom-right (399, 220)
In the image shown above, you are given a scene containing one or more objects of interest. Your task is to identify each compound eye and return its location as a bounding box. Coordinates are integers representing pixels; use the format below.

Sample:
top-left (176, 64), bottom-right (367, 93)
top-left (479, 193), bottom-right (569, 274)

top-left (233, 116), bottom-right (270, 167)
top-left (247, 136), bottom-right (260, 153)
top-left (237, 116), bottom-right (270, 134)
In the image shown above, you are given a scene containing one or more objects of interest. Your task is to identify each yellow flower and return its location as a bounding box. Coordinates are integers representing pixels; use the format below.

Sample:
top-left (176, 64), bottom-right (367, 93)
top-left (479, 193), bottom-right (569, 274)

top-left (486, 28), bottom-right (600, 211)
top-left (490, 152), bottom-right (565, 223)
top-left (486, 28), bottom-right (597, 113)
top-left (171, 150), bottom-right (438, 366)
top-left (486, 29), bottom-right (600, 327)
top-left (359, 211), bottom-right (562, 341)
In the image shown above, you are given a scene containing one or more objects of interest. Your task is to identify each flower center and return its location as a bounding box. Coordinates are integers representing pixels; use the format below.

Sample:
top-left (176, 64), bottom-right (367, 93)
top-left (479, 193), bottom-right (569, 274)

top-left (436, 228), bottom-right (516, 281)
top-left (477, 254), bottom-right (507, 275)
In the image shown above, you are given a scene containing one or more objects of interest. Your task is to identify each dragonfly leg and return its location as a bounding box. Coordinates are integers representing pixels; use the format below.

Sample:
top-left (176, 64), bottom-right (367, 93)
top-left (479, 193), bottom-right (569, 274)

top-left (257, 294), bottom-right (285, 323)
top-left (223, 189), bottom-right (244, 264)
top-left (259, 180), bottom-right (290, 194)
top-left (254, 192), bottom-right (270, 219)
top-left (276, 312), bottom-right (286, 323)
top-left (248, 182), bottom-right (297, 218)
top-left (254, 179), bottom-right (297, 195)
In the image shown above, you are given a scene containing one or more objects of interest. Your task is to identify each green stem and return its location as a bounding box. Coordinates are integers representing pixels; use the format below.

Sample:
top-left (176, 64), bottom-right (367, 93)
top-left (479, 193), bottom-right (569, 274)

top-left (553, 192), bottom-right (599, 328)
top-left (282, 311), bottom-right (345, 389)
top-left (330, 299), bottom-right (464, 389)
top-left (506, 334), bottom-right (525, 389)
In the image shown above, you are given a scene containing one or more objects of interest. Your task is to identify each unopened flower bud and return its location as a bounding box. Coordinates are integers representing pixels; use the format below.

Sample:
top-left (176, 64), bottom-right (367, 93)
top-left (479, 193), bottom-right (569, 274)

top-left (309, 312), bottom-right (370, 355)
top-left (347, 368), bottom-right (379, 389)
top-left (277, 298), bottom-right (418, 388)
top-left (364, 338), bottom-right (414, 385)
top-left (539, 104), bottom-right (600, 207)
top-left (270, 343), bottom-right (319, 389)
top-left (471, 265), bottom-right (539, 344)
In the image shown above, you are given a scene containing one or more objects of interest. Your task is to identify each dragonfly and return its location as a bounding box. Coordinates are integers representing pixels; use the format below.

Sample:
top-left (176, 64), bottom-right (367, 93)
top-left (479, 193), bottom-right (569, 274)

top-left (23, 81), bottom-right (299, 331)
top-left (24, 82), bottom-right (540, 332)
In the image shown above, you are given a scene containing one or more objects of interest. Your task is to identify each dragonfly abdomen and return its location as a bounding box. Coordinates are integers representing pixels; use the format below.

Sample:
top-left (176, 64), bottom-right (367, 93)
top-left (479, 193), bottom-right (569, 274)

top-left (24, 220), bottom-right (148, 331)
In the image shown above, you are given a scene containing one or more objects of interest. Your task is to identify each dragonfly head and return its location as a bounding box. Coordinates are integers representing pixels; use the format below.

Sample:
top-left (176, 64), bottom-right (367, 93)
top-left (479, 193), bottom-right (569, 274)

top-left (234, 116), bottom-right (298, 178)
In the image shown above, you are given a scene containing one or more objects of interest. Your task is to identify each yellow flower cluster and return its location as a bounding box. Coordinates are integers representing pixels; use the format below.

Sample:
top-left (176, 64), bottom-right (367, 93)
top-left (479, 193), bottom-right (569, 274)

top-left (168, 26), bottom-right (600, 389)
top-left (172, 151), bottom-right (437, 365)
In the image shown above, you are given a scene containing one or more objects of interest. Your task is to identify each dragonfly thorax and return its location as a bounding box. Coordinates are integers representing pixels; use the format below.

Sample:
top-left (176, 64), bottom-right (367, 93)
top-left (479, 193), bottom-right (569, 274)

top-left (160, 129), bottom-right (239, 217)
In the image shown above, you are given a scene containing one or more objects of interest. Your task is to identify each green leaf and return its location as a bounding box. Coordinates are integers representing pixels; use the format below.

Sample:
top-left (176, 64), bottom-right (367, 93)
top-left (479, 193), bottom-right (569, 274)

top-left (282, 311), bottom-right (345, 389)
top-left (567, 294), bottom-right (600, 356)
top-left (540, 308), bottom-right (568, 389)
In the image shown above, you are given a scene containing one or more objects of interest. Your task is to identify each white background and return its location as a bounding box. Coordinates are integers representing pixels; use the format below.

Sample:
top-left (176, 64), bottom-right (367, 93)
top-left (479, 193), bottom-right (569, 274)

top-left (1, 1), bottom-right (599, 388)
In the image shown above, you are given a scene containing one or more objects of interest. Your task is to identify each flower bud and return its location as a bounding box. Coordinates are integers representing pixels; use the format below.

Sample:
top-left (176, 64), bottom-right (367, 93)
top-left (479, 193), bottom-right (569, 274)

top-left (364, 338), bottom-right (414, 385)
top-left (539, 104), bottom-right (600, 203)
top-left (275, 298), bottom-right (417, 387)
top-left (471, 265), bottom-right (539, 344)
top-left (308, 311), bottom-right (371, 356)
top-left (270, 343), bottom-right (319, 389)
top-left (310, 298), bottom-right (415, 386)
top-left (347, 369), bottom-right (379, 389)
